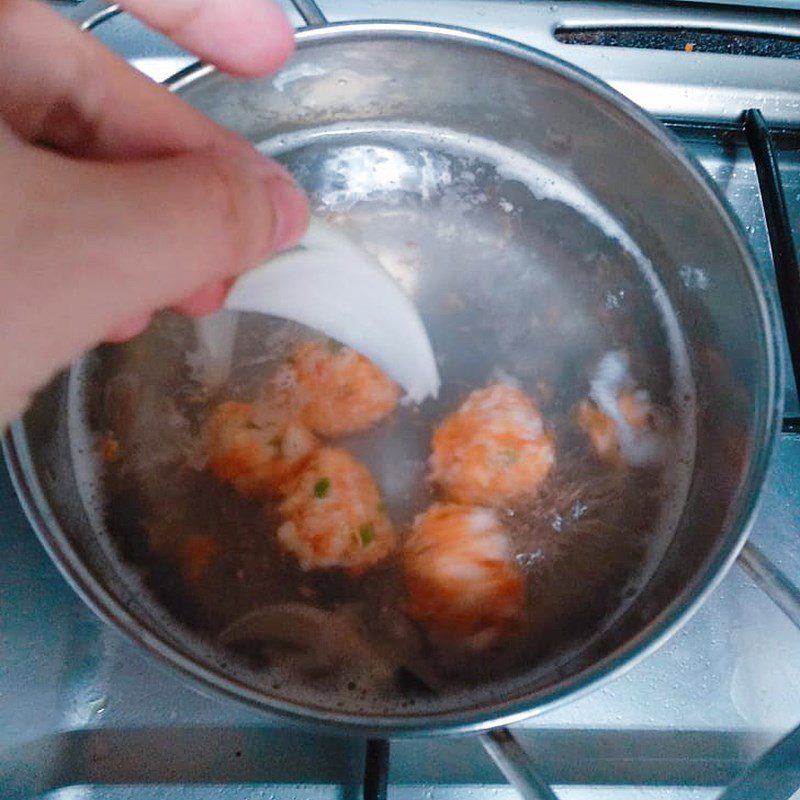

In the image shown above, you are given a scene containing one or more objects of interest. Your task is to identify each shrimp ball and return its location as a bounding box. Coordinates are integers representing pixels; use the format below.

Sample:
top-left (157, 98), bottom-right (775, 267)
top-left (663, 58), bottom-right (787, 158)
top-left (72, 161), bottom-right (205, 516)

top-left (578, 349), bottom-right (664, 467)
top-left (206, 401), bottom-right (317, 497)
top-left (403, 503), bottom-right (525, 651)
top-left (430, 384), bottom-right (555, 506)
top-left (577, 389), bottom-right (661, 467)
top-left (277, 448), bottom-right (395, 574)
top-left (287, 340), bottom-right (399, 437)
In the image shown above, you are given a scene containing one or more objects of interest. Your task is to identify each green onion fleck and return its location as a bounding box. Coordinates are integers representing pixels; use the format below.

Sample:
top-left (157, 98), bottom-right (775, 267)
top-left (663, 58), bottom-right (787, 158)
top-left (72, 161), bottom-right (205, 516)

top-left (499, 449), bottom-right (518, 465)
top-left (313, 478), bottom-right (330, 498)
top-left (327, 338), bottom-right (345, 355)
top-left (377, 499), bottom-right (388, 515)
top-left (359, 524), bottom-right (375, 547)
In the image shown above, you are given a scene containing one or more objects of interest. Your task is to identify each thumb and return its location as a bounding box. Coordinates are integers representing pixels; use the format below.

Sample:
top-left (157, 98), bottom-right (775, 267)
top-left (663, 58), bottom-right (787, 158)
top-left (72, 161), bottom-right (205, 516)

top-left (0, 135), bottom-right (308, 420)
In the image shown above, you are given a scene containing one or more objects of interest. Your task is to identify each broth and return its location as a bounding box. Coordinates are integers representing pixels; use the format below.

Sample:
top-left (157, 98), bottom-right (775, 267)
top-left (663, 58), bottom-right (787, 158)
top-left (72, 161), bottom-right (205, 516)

top-left (68, 129), bottom-right (696, 714)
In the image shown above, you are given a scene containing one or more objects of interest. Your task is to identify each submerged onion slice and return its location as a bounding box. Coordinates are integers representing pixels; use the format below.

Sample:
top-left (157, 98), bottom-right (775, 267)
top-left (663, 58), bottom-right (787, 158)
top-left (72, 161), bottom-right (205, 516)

top-left (223, 219), bottom-right (440, 403)
top-left (217, 602), bottom-right (442, 688)
top-left (218, 602), bottom-right (393, 678)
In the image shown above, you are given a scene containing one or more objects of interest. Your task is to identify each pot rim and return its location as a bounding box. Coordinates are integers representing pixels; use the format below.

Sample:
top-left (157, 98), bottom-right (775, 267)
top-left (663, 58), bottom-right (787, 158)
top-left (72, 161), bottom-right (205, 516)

top-left (4, 20), bottom-right (784, 737)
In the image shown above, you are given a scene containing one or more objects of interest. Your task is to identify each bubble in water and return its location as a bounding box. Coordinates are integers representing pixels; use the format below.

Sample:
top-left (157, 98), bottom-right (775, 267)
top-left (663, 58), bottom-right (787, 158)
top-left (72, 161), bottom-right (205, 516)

top-left (604, 288), bottom-right (625, 309)
top-left (86, 694), bottom-right (108, 718)
top-left (516, 550), bottom-right (544, 570)
top-left (679, 265), bottom-right (710, 291)
top-left (571, 500), bottom-right (588, 520)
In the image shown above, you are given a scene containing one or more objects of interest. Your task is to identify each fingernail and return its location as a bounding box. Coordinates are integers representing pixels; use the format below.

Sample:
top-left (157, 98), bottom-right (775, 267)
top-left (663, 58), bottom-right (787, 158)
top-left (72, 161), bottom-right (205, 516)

top-left (221, 145), bottom-right (310, 254)
top-left (106, 313), bottom-right (152, 343)
top-left (267, 176), bottom-right (310, 253)
top-left (172, 279), bottom-right (233, 316)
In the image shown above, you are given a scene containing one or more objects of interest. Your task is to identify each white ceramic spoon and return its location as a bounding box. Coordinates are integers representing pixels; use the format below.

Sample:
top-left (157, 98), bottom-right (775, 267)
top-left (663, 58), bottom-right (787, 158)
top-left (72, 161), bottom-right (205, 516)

top-left (193, 219), bottom-right (440, 403)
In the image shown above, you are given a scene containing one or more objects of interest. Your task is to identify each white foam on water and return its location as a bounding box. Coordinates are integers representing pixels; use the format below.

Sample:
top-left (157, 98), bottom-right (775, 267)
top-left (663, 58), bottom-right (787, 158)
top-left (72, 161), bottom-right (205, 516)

top-left (589, 350), bottom-right (666, 468)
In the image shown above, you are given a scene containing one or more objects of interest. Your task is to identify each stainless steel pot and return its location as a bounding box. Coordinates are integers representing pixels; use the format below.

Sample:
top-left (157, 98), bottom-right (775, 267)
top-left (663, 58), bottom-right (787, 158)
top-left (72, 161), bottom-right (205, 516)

top-left (4, 5), bottom-right (782, 767)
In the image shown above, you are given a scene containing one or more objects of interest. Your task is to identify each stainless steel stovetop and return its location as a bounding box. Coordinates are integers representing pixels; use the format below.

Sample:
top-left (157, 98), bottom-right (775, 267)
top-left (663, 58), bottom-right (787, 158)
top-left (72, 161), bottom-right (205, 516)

top-left (5, 2), bottom-right (800, 798)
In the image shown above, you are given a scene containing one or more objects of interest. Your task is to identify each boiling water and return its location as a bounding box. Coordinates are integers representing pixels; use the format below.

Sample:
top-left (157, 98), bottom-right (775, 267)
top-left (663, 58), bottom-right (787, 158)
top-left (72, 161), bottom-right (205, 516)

top-left (68, 126), bottom-right (696, 716)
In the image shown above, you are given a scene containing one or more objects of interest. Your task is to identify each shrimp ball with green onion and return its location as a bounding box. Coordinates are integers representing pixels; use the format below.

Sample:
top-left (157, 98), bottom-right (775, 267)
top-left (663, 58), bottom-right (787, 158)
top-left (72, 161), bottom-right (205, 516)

top-left (277, 447), bottom-right (396, 574)
top-left (286, 340), bottom-right (400, 437)
top-left (430, 384), bottom-right (555, 506)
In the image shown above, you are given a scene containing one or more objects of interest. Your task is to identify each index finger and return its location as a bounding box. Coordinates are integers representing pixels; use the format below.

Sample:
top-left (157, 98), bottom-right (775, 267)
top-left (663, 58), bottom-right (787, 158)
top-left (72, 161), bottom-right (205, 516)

top-left (0, 1), bottom-right (284, 160)
top-left (117, 0), bottom-right (296, 77)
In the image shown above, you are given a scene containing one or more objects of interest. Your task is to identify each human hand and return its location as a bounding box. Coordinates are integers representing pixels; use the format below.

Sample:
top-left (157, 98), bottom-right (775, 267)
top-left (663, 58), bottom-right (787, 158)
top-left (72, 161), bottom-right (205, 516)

top-left (0, 0), bottom-right (310, 427)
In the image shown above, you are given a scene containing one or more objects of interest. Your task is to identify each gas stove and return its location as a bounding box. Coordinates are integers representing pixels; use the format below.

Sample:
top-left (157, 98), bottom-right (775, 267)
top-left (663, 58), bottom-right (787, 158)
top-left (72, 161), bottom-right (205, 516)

top-left (5, 2), bottom-right (800, 798)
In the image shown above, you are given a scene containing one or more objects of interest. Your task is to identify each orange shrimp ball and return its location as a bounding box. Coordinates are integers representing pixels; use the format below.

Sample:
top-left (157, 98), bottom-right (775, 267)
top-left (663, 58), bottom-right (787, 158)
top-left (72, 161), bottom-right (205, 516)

top-left (206, 401), bottom-right (316, 497)
top-left (277, 447), bottom-right (395, 574)
top-left (430, 384), bottom-right (555, 506)
top-left (577, 389), bottom-right (658, 466)
top-left (288, 341), bottom-right (399, 437)
top-left (403, 503), bottom-right (525, 651)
